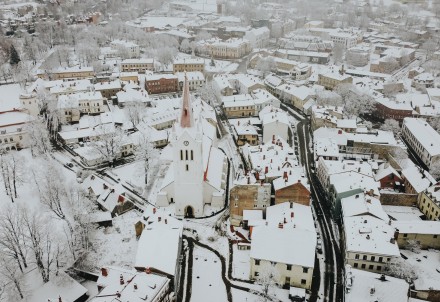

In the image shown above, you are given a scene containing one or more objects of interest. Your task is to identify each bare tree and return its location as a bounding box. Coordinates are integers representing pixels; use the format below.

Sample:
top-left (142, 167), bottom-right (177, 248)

top-left (255, 57), bottom-right (276, 77)
top-left (430, 161), bottom-right (440, 181)
top-left (124, 101), bottom-right (145, 127)
top-left (0, 253), bottom-right (24, 299)
top-left (255, 263), bottom-right (280, 301)
top-left (180, 39), bottom-right (191, 53)
top-left (89, 126), bottom-right (125, 167)
top-left (421, 39), bottom-right (438, 60)
top-left (25, 119), bottom-right (52, 157)
top-left (0, 205), bottom-right (28, 272)
top-left (405, 240), bottom-right (421, 253)
top-left (134, 132), bottom-right (155, 185)
top-left (380, 119), bottom-right (400, 136)
top-left (332, 45), bottom-right (344, 65)
top-left (386, 257), bottom-right (417, 282)
top-left (22, 209), bottom-right (59, 283)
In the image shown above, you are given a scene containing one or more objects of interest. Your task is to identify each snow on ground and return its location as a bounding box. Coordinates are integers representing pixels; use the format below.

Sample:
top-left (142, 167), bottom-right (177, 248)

top-left (183, 212), bottom-right (230, 257)
top-left (231, 288), bottom-right (262, 302)
top-left (231, 244), bottom-right (251, 280)
top-left (191, 246), bottom-right (228, 302)
top-left (111, 161), bottom-right (145, 191)
top-left (78, 210), bottom-right (140, 272)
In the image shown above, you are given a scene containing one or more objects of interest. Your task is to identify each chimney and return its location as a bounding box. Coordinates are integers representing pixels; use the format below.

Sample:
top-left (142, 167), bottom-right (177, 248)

top-left (263, 155), bottom-right (266, 160)
top-left (158, 216), bottom-right (161, 222)
top-left (247, 176), bottom-right (250, 184)
top-left (291, 212), bottom-right (294, 218)
top-left (355, 194), bottom-right (359, 199)
top-left (394, 229), bottom-right (399, 240)
top-left (290, 201), bottom-right (293, 209)
top-left (370, 287), bottom-right (375, 295)
top-left (278, 223), bottom-right (283, 229)
top-left (59, 296), bottom-right (62, 302)
top-left (380, 274), bottom-right (386, 282)
top-left (283, 171), bottom-right (288, 180)
top-left (120, 274), bottom-right (124, 285)
top-left (338, 129), bottom-right (342, 134)
top-left (103, 183), bottom-right (108, 190)
top-left (153, 208), bottom-right (156, 214)
top-left (134, 283), bottom-right (138, 290)
top-left (165, 219), bottom-right (167, 224)
top-left (116, 292), bottom-right (121, 298)
top-left (118, 195), bottom-right (125, 203)
top-left (388, 219), bottom-right (392, 225)
top-left (265, 166), bottom-right (268, 174)
top-left (284, 217), bottom-right (287, 224)
top-left (255, 172), bottom-right (260, 181)
top-left (390, 237), bottom-right (395, 244)
top-left (366, 199), bottom-right (371, 203)
top-left (101, 268), bottom-right (108, 277)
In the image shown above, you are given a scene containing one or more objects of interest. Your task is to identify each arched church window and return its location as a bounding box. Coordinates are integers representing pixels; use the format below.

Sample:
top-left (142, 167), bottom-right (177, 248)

top-left (180, 150), bottom-right (183, 160)
top-left (185, 150), bottom-right (188, 160)
top-left (191, 150), bottom-right (194, 160)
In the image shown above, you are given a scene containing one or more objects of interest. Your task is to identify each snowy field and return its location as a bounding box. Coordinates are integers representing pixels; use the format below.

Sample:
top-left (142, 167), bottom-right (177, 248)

top-left (231, 245), bottom-right (251, 280)
top-left (191, 246), bottom-right (228, 302)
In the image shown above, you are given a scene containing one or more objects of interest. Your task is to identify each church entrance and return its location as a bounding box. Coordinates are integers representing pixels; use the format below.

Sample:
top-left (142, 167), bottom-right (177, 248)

top-left (185, 206), bottom-right (194, 218)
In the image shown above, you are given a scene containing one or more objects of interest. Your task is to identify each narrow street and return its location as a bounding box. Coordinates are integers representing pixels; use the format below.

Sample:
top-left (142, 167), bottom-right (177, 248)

top-left (287, 106), bottom-right (344, 302)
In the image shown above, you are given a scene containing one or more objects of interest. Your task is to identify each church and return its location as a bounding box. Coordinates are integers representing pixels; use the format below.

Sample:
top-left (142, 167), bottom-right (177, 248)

top-left (156, 74), bottom-right (228, 218)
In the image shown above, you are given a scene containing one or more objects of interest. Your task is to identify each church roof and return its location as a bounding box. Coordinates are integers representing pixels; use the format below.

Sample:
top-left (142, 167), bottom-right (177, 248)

top-left (180, 73), bottom-right (194, 128)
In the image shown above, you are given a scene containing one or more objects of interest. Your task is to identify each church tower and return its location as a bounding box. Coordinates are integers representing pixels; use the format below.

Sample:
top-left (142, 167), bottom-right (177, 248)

top-left (173, 74), bottom-right (205, 218)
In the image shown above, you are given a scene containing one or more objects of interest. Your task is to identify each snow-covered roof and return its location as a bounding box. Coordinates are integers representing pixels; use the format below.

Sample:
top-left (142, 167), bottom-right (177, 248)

top-left (403, 118), bottom-right (440, 157)
top-left (93, 266), bottom-right (169, 302)
top-left (343, 215), bottom-right (400, 257)
top-left (135, 220), bottom-right (182, 276)
top-left (336, 119), bottom-right (357, 129)
top-left (401, 165), bottom-right (436, 193)
top-left (27, 271), bottom-right (88, 302)
top-left (344, 265), bottom-right (409, 302)
top-left (341, 193), bottom-right (389, 221)
top-left (393, 220), bottom-right (440, 235)
top-left (121, 58), bottom-right (154, 64)
top-left (382, 205), bottom-right (423, 221)
top-left (0, 111), bottom-right (33, 127)
top-left (331, 172), bottom-right (380, 197)
top-left (265, 202), bottom-right (314, 232)
top-left (250, 225), bottom-right (316, 268)
top-left (374, 163), bottom-right (401, 182)
top-left (0, 84), bottom-right (23, 112)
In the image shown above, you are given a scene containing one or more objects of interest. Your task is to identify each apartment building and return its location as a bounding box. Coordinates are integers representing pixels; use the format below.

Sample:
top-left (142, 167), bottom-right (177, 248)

top-left (342, 196), bottom-right (400, 273)
top-left (173, 58), bottom-right (205, 73)
top-left (121, 59), bottom-right (155, 73)
top-left (51, 66), bottom-right (95, 80)
top-left (250, 226), bottom-right (316, 289)
top-left (176, 72), bottom-right (205, 91)
top-left (418, 184), bottom-right (440, 221)
top-left (196, 38), bottom-right (251, 59)
top-left (0, 111), bottom-right (33, 151)
top-left (145, 74), bottom-right (179, 94)
top-left (58, 92), bottom-right (107, 123)
top-left (318, 71), bottom-right (353, 90)
top-left (401, 118), bottom-right (440, 170)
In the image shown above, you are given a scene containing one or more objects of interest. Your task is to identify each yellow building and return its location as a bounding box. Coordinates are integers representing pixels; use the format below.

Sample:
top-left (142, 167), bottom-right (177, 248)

top-left (318, 71), bottom-right (353, 90)
top-left (393, 221), bottom-right (440, 249)
top-left (173, 58), bottom-right (205, 73)
top-left (51, 66), bottom-right (95, 80)
top-left (418, 184), bottom-right (440, 221)
top-left (121, 59), bottom-right (154, 73)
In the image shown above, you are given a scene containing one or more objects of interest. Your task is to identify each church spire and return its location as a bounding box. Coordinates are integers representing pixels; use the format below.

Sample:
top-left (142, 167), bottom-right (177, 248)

top-left (180, 72), bottom-right (194, 128)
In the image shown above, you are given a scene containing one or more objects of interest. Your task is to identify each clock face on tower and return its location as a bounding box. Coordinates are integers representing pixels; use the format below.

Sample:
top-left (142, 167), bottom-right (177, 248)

top-left (184, 141), bottom-right (189, 146)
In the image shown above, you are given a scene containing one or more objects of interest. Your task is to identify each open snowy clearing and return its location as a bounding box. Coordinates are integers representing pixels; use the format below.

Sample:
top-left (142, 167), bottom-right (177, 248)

top-left (191, 246), bottom-right (228, 302)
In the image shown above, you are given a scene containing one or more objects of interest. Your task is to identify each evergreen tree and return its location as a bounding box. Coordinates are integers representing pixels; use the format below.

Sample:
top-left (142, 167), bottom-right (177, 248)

top-left (9, 45), bottom-right (20, 66)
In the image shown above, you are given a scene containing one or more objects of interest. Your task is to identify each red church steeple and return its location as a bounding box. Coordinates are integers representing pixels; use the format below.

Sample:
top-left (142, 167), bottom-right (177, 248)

top-left (180, 73), bottom-right (194, 128)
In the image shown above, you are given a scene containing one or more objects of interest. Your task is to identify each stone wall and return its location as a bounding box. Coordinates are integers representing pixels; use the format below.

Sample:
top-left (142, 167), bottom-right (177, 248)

top-left (379, 192), bottom-right (418, 206)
